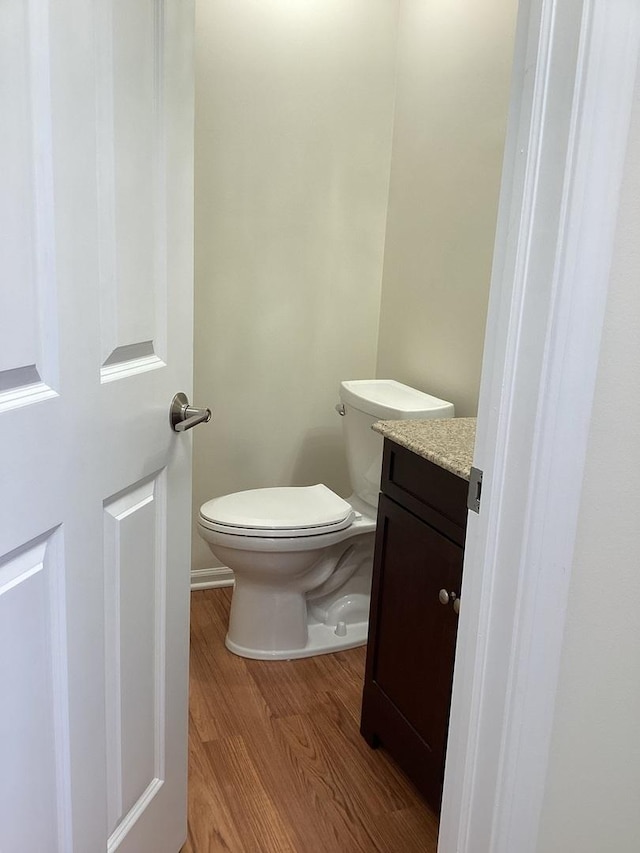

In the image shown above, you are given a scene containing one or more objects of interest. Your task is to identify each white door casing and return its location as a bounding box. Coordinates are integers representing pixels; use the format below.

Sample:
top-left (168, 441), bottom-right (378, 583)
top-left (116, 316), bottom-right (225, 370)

top-left (439, 1), bottom-right (640, 851)
top-left (0, 1), bottom-right (194, 851)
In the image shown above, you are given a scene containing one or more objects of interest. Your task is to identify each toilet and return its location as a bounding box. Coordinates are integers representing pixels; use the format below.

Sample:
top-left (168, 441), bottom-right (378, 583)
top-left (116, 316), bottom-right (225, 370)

top-left (197, 379), bottom-right (454, 660)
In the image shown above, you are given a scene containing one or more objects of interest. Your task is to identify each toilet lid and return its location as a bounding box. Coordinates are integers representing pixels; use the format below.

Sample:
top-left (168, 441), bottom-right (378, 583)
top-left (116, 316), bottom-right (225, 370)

top-left (199, 484), bottom-right (355, 537)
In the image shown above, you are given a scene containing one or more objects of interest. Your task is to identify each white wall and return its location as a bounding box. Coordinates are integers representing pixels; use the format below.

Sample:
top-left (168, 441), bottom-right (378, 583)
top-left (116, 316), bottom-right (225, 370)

top-left (192, 0), bottom-right (398, 570)
top-left (376, 0), bottom-right (517, 416)
top-left (536, 65), bottom-right (640, 853)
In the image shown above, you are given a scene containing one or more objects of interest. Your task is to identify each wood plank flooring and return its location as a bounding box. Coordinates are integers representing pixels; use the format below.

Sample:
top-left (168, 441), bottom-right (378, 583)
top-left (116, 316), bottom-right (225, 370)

top-left (183, 588), bottom-right (439, 853)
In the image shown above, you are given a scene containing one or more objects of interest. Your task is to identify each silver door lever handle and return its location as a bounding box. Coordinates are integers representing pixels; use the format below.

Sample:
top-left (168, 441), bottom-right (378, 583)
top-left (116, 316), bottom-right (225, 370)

top-left (170, 392), bottom-right (212, 432)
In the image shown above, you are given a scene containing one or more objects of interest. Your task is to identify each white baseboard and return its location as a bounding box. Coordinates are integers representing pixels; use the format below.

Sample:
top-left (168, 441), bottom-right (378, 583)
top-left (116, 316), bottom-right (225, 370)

top-left (190, 566), bottom-right (235, 591)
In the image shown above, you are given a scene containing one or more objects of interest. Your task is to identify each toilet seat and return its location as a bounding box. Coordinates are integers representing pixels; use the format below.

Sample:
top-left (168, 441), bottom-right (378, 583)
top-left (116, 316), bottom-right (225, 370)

top-left (199, 484), bottom-right (356, 538)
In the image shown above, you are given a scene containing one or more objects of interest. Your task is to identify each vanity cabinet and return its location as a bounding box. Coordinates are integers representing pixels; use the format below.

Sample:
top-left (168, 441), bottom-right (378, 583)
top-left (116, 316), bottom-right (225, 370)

top-left (360, 438), bottom-right (468, 812)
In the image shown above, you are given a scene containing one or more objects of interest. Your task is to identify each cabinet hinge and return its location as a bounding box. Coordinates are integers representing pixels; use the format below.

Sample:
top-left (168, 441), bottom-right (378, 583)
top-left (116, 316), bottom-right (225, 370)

top-left (467, 466), bottom-right (483, 513)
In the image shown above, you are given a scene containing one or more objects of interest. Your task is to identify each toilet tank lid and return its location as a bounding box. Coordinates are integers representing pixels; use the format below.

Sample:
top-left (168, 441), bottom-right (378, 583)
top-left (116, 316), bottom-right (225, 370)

top-left (200, 484), bottom-right (354, 531)
top-left (340, 379), bottom-right (454, 421)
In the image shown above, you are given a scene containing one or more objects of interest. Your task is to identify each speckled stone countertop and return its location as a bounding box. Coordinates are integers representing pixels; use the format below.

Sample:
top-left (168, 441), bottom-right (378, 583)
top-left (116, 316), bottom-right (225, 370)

top-left (373, 417), bottom-right (477, 481)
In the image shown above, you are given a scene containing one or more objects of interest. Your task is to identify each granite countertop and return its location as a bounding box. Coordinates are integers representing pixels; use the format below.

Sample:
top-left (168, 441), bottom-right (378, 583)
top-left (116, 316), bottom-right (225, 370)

top-left (373, 417), bottom-right (477, 481)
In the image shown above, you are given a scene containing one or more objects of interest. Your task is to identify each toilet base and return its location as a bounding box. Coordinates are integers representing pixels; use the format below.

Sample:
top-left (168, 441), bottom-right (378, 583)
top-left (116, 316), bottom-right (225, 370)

top-left (224, 615), bottom-right (368, 661)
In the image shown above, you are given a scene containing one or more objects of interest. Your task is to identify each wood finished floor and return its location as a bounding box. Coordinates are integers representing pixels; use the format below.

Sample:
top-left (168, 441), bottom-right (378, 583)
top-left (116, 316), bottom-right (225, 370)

top-left (183, 588), bottom-right (439, 853)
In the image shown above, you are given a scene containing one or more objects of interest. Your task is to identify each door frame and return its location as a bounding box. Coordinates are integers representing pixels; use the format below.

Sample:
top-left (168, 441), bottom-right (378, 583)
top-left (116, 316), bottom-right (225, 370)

top-left (439, 1), bottom-right (640, 851)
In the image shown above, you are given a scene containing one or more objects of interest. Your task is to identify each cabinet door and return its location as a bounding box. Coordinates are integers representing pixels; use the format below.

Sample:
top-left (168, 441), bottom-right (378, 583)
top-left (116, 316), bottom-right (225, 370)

top-left (363, 494), bottom-right (462, 807)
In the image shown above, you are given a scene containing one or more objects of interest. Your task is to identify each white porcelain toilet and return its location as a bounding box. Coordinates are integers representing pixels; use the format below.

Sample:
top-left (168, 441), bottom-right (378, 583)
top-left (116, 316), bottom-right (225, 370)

top-left (197, 379), bottom-right (454, 660)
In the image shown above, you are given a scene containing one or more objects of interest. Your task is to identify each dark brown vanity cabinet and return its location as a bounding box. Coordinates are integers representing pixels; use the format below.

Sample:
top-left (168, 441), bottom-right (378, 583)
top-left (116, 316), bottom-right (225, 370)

top-left (360, 439), bottom-right (468, 812)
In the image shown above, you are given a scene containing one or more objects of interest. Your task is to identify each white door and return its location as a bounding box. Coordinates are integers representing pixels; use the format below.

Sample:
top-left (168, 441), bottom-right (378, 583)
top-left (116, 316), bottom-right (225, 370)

top-left (0, 1), bottom-right (195, 851)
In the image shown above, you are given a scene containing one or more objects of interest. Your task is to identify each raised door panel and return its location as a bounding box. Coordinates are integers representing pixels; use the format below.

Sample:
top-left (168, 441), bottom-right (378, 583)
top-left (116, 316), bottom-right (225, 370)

top-left (104, 473), bottom-right (167, 849)
top-left (0, 530), bottom-right (71, 852)
top-left (0, 0), bottom-right (58, 408)
top-left (97, 0), bottom-right (168, 380)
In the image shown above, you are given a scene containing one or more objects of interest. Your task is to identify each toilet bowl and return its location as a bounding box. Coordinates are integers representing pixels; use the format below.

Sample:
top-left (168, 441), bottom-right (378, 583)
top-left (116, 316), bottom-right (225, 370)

top-left (198, 379), bottom-right (454, 660)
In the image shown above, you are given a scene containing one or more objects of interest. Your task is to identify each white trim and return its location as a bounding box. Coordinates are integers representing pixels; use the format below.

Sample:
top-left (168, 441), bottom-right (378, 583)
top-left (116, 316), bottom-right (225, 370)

top-left (107, 777), bottom-right (163, 853)
top-left (440, 2), bottom-right (640, 852)
top-left (190, 566), bottom-right (234, 591)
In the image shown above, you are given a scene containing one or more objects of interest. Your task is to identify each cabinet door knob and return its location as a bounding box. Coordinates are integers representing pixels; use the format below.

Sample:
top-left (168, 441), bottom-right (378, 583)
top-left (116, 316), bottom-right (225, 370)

top-left (438, 589), bottom-right (450, 605)
top-left (453, 597), bottom-right (460, 615)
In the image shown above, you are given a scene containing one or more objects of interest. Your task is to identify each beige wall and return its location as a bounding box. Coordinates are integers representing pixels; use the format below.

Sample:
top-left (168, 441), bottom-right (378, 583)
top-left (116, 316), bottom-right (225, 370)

top-left (192, 0), bottom-right (517, 569)
top-left (536, 67), bottom-right (640, 853)
top-left (376, 0), bottom-right (516, 416)
top-left (192, 0), bottom-right (398, 570)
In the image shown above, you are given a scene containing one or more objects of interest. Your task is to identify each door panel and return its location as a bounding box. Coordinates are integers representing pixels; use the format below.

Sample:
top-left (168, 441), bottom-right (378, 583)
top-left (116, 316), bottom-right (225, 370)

top-left (97, 0), bottom-right (169, 375)
top-left (104, 474), bottom-right (166, 837)
top-left (374, 498), bottom-right (462, 758)
top-left (0, 529), bottom-right (71, 853)
top-left (0, 1), bottom-right (194, 851)
top-left (0, 0), bottom-right (58, 402)
top-left (362, 493), bottom-right (463, 809)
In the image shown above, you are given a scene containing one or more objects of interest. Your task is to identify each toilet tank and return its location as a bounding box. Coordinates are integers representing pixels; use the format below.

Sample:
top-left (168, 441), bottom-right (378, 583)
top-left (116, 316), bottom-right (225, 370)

top-left (338, 380), bottom-right (455, 511)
